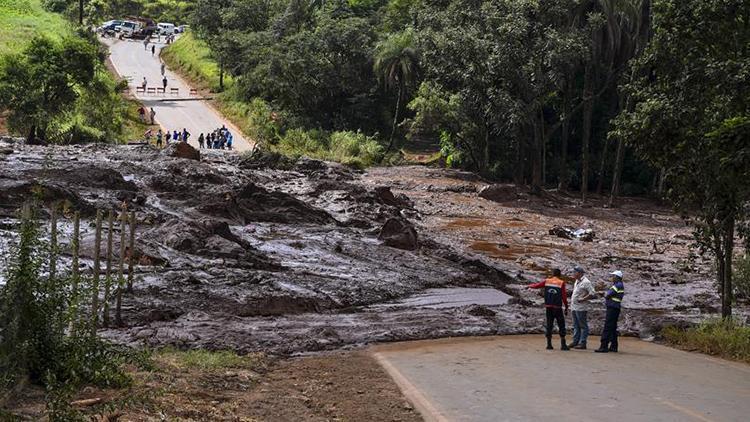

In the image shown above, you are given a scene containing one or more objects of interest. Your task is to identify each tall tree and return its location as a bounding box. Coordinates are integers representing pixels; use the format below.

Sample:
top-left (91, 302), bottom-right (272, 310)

top-left (613, 0), bottom-right (750, 317)
top-left (374, 29), bottom-right (419, 157)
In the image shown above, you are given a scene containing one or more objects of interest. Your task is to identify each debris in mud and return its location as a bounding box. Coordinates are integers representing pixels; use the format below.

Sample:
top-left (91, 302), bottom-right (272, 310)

top-left (548, 225), bottom-right (595, 242)
top-left (466, 304), bottom-right (498, 318)
top-left (379, 217), bottom-right (419, 250)
top-left (478, 184), bottom-right (519, 202)
top-left (162, 142), bottom-right (200, 161)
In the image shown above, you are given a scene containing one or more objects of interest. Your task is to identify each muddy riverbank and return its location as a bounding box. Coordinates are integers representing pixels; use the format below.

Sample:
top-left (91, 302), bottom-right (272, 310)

top-left (0, 138), bottom-right (738, 354)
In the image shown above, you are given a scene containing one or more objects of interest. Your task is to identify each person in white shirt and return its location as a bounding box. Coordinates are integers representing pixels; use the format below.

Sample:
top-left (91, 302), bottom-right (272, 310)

top-left (569, 266), bottom-right (596, 349)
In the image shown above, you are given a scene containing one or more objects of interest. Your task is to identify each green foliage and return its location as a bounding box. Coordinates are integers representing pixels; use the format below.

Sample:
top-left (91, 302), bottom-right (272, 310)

top-left (662, 319), bottom-right (750, 363)
top-left (0, 204), bottom-right (140, 419)
top-left (82, 0), bottom-right (194, 25)
top-left (734, 255), bottom-right (750, 300)
top-left (275, 128), bottom-right (384, 168)
top-left (0, 35), bottom-right (98, 142)
top-left (613, 0), bottom-right (750, 315)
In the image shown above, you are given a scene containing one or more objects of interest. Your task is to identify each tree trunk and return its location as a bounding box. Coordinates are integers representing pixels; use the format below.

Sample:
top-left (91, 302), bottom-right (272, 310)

top-left (540, 109), bottom-right (546, 186)
top-left (722, 217), bottom-right (735, 318)
top-left (558, 91), bottom-right (571, 192)
top-left (127, 211), bottom-right (136, 292)
top-left (581, 65), bottom-right (594, 203)
top-left (513, 138), bottom-right (524, 186)
top-left (383, 85), bottom-right (402, 159)
top-left (90, 211), bottom-right (101, 335)
top-left (657, 167), bottom-right (666, 198)
top-left (27, 126), bottom-right (36, 145)
top-left (531, 121), bottom-right (543, 193)
top-left (116, 207), bottom-right (127, 327)
top-left (79, 0), bottom-right (84, 26)
top-left (608, 137), bottom-right (626, 207)
top-left (219, 60), bottom-right (225, 91)
top-left (596, 138), bottom-right (610, 194)
top-left (103, 210), bottom-right (114, 328)
top-left (49, 205), bottom-right (57, 282)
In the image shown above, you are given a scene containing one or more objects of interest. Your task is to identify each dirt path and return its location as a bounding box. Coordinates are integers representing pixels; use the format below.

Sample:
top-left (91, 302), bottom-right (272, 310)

top-left (374, 335), bottom-right (750, 422)
top-left (245, 352), bottom-right (421, 421)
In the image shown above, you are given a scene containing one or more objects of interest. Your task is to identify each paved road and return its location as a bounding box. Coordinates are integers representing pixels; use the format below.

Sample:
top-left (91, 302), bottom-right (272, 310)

top-left (374, 335), bottom-right (750, 422)
top-left (104, 37), bottom-right (253, 152)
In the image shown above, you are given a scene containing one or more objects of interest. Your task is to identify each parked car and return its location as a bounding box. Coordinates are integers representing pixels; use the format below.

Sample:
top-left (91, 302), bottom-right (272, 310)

top-left (157, 23), bottom-right (175, 35)
top-left (99, 20), bottom-right (124, 32)
top-left (175, 25), bottom-right (189, 34)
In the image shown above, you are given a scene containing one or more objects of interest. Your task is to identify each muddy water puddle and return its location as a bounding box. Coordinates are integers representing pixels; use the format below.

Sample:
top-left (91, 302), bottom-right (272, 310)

top-left (470, 241), bottom-right (547, 260)
top-left (443, 217), bottom-right (528, 229)
top-left (376, 287), bottom-right (511, 310)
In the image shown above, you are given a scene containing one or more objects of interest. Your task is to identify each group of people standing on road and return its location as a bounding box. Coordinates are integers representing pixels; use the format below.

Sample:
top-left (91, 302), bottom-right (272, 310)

top-left (198, 126), bottom-right (234, 150)
top-left (528, 267), bottom-right (624, 353)
top-left (143, 128), bottom-right (191, 148)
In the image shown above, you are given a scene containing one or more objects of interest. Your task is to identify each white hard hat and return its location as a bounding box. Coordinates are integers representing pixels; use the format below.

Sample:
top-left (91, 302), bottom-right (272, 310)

top-left (610, 270), bottom-right (623, 278)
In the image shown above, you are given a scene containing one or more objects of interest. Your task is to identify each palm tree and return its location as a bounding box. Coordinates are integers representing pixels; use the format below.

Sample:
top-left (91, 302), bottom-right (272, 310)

top-left (374, 29), bottom-right (419, 157)
top-left (580, 0), bottom-right (650, 202)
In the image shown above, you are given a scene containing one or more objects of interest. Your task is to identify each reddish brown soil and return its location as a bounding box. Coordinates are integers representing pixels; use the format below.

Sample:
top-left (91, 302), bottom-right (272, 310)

top-left (244, 352), bottom-right (421, 422)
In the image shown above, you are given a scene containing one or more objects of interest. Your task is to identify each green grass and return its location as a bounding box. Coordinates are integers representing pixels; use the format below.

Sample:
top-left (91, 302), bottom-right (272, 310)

top-left (161, 32), bottom-right (231, 92)
top-left (662, 319), bottom-right (750, 363)
top-left (0, 0), bottom-right (72, 54)
top-left (122, 98), bottom-right (156, 142)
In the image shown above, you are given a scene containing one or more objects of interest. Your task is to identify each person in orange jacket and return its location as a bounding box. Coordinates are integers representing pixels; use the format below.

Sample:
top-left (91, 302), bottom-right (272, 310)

top-left (528, 268), bottom-right (569, 350)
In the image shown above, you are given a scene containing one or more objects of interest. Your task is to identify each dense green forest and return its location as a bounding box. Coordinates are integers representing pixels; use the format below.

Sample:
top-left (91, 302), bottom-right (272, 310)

top-left (107, 0), bottom-right (745, 202)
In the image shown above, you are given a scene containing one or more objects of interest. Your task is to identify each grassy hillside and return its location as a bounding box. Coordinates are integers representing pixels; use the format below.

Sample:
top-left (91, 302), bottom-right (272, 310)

top-left (0, 0), bottom-right (71, 54)
top-left (160, 32), bottom-right (231, 92)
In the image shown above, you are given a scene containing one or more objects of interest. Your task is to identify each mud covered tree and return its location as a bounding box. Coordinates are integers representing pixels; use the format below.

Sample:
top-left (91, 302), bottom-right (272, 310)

top-left (612, 0), bottom-right (750, 317)
top-left (0, 36), bottom-right (98, 144)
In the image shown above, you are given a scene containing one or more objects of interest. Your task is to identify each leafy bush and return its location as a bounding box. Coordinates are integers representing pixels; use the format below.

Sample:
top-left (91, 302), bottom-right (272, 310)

top-left (329, 131), bottom-right (384, 168)
top-left (735, 255), bottom-right (750, 300)
top-left (662, 319), bottom-right (750, 363)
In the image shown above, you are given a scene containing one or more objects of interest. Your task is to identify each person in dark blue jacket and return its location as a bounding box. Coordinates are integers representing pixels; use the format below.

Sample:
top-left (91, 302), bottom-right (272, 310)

top-left (595, 270), bottom-right (625, 353)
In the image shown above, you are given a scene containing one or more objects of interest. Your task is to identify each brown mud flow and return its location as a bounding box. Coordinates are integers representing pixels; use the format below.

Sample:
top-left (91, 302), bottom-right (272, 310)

top-left (0, 138), bottom-right (743, 355)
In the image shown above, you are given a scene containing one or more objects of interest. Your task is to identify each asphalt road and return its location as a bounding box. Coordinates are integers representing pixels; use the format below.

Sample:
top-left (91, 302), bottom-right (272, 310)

top-left (104, 37), bottom-right (253, 152)
top-left (374, 335), bottom-right (750, 422)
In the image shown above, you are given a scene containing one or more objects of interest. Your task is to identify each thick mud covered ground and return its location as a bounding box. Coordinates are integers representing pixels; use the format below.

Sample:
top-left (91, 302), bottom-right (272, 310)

top-left (0, 139), bottom-right (738, 354)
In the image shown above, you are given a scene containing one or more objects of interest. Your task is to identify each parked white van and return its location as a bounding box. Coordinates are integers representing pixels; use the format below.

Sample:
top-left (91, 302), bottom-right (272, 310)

top-left (158, 23), bottom-right (175, 35)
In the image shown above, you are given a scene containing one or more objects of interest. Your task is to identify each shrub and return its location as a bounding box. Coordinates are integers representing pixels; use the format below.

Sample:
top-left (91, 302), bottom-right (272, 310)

top-left (329, 131), bottom-right (384, 168)
top-left (662, 319), bottom-right (750, 363)
top-left (735, 254), bottom-right (750, 300)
